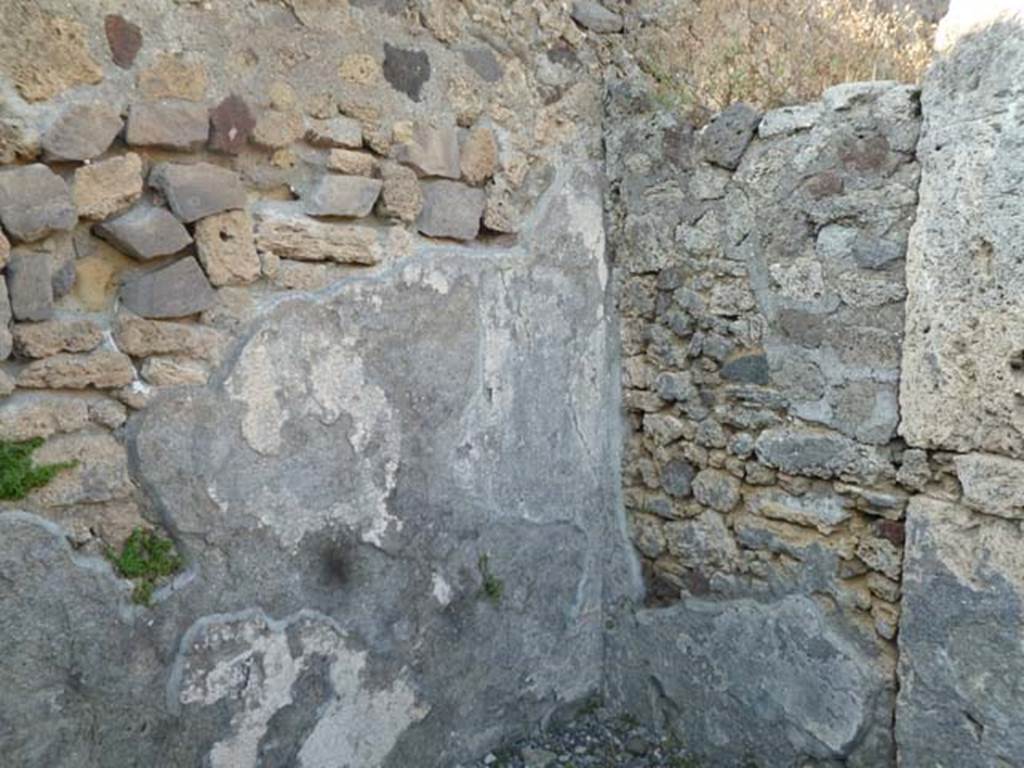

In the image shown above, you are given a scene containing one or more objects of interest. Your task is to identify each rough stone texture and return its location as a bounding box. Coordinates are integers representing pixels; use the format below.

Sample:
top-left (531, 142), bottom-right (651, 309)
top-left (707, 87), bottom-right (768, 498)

top-left (570, 1), bottom-right (624, 33)
top-left (0, 5), bottom-right (103, 101)
top-left (327, 148), bottom-right (376, 176)
top-left (13, 319), bottom-right (104, 359)
top-left (94, 203), bottom-right (193, 260)
top-left (252, 110), bottom-right (306, 149)
top-left (119, 257), bottom-right (215, 319)
top-left (900, 7), bottom-right (1024, 457)
top-left (304, 175), bottom-right (383, 218)
top-left (0, 164), bottom-right (76, 243)
top-left (105, 14), bottom-right (143, 69)
top-left (461, 126), bottom-right (499, 184)
top-left (417, 180), bottom-right (485, 240)
top-left (378, 162), bottom-right (424, 221)
top-left (126, 101), bottom-right (210, 150)
top-left (113, 314), bottom-right (226, 361)
top-left (208, 94), bottom-right (255, 154)
top-left (606, 595), bottom-right (894, 766)
top-left (6, 249), bottom-right (55, 322)
top-left (18, 349), bottom-right (136, 389)
top-left (141, 355), bottom-right (209, 386)
top-left (382, 43), bottom-right (431, 102)
top-left (0, 278), bottom-right (12, 360)
top-left (149, 163), bottom-right (246, 223)
top-left (394, 123), bottom-right (460, 179)
top-left (137, 54), bottom-right (207, 101)
top-left (897, 496), bottom-right (1024, 766)
top-left (306, 116), bottom-right (363, 149)
top-left (41, 103), bottom-right (123, 162)
top-left (254, 205), bottom-right (384, 265)
top-left (73, 153), bottom-right (144, 220)
top-left (194, 210), bottom-right (260, 286)
top-left (698, 103), bottom-right (762, 170)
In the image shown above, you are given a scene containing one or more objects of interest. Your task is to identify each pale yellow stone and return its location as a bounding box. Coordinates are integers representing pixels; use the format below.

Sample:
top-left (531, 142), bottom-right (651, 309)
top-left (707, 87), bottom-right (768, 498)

top-left (13, 319), bottom-right (104, 358)
top-left (327, 149), bottom-right (377, 177)
top-left (18, 349), bottom-right (136, 389)
top-left (73, 153), bottom-right (144, 220)
top-left (195, 210), bottom-right (261, 287)
top-left (114, 314), bottom-right (226, 361)
top-left (253, 111), bottom-right (306, 149)
top-left (137, 53), bottom-right (208, 101)
top-left (460, 127), bottom-right (498, 184)
top-left (141, 356), bottom-right (209, 386)
top-left (339, 54), bottom-right (379, 85)
top-left (73, 245), bottom-right (138, 312)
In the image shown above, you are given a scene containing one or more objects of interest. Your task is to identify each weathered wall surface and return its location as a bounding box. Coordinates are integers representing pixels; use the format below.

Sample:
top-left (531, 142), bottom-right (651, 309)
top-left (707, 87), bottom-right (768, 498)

top-left (896, 4), bottom-right (1024, 765)
top-left (0, 1), bottom-right (622, 765)
top-left (606, 3), bottom-right (1024, 767)
top-left (604, 79), bottom-right (918, 766)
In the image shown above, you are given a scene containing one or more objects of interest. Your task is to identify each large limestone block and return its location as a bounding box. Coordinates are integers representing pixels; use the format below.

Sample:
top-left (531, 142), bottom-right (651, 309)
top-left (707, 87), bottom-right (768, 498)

top-left (254, 205), bottom-right (383, 265)
top-left (605, 595), bottom-right (895, 766)
top-left (897, 496), bottom-right (1024, 765)
top-left (900, 7), bottom-right (1024, 455)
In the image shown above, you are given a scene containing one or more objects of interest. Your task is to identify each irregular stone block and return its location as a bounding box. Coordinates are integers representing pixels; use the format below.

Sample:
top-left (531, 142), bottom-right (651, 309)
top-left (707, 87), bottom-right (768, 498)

top-left (41, 103), bottom-right (123, 162)
top-left (73, 153), bottom-right (144, 220)
top-left (126, 101), bottom-right (210, 150)
top-left (30, 431), bottom-right (134, 506)
top-left (394, 123), bottom-right (460, 178)
top-left (698, 103), bottom-right (761, 170)
top-left (94, 203), bottom-right (193, 260)
top-left (119, 257), bottom-right (215, 319)
top-left (141, 356), bottom-right (209, 386)
top-left (113, 313), bottom-right (225, 361)
top-left (0, 278), bottom-right (12, 360)
top-left (900, 13), bottom-right (1024, 455)
top-left (691, 469), bottom-right (741, 513)
top-left (757, 103), bottom-right (820, 139)
top-left (606, 594), bottom-right (895, 766)
top-left (137, 54), bottom-right (207, 101)
top-left (382, 43), bottom-right (431, 101)
top-left (195, 210), bottom-right (260, 286)
top-left (377, 162), bottom-right (423, 222)
top-left (304, 175), bottom-right (382, 218)
top-left (305, 116), bottom-right (363, 148)
top-left (5, 249), bottom-right (54, 321)
top-left (0, 230), bottom-right (8, 270)
top-left (327, 149), bottom-right (376, 177)
top-left (661, 458), bottom-right (695, 498)
top-left (754, 424), bottom-right (892, 482)
top-left (570, 1), bottom-right (624, 33)
top-left (104, 14), bottom-right (142, 69)
top-left (460, 46), bottom-right (503, 83)
top-left (460, 126), bottom-right (498, 184)
top-left (417, 180), bottom-right (484, 240)
top-left (0, 394), bottom-right (90, 441)
top-left (13, 319), bottom-right (104, 359)
top-left (953, 452), bottom-right (1024, 519)
top-left (149, 162), bottom-right (246, 223)
top-left (18, 349), bottom-right (135, 389)
top-left (747, 488), bottom-right (851, 534)
top-left (664, 510), bottom-right (738, 569)
top-left (254, 206), bottom-right (382, 265)
top-left (252, 110), bottom-right (305, 149)
top-left (209, 94), bottom-right (255, 154)
top-left (0, 164), bottom-right (76, 243)
top-left (897, 496), bottom-right (1024, 766)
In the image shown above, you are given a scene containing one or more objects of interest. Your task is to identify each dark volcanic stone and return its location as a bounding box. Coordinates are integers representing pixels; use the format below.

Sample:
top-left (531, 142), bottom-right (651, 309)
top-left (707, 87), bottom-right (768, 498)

top-left (105, 15), bottom-right (143, 69)
top-left (721, 353), bottom-right (770, 385)
top-left (382, 43), bottom-right (431, 102)
top-left (119, 257), bottom-right (215, 319)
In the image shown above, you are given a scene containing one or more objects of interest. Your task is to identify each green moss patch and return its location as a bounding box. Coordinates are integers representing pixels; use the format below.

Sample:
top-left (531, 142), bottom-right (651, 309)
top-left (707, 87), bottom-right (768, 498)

top-left (106, 527), bottom-right (183, 606)
top-left (477, 553), bottom-right (504, 605)
top-left (0, 437), bottom-right (76, 501)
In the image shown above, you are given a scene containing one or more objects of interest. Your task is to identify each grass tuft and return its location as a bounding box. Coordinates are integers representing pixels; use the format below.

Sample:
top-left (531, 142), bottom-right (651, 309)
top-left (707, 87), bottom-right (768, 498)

top-left (0, 437), bottom-right (76, 501)
top-left (477, 553), bottom-right (504, 605)
top-left (106, 527), bottom-right (183, 606)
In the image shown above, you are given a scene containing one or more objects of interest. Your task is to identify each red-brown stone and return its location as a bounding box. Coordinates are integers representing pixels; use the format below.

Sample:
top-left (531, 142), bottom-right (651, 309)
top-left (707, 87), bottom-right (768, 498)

top-left (209, 94), bottom-right (256, 155)
top-left (105, 15), bottom-right (142, 69)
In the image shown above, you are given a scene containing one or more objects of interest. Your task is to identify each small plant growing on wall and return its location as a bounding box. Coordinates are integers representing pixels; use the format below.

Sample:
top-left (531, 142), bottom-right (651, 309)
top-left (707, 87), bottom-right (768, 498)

top-left (0, 437), bottom-right (76, 500)
top-left (106, 527), bottom-right (184, 606)
top-left (477, 553), bottom-right (504, 605)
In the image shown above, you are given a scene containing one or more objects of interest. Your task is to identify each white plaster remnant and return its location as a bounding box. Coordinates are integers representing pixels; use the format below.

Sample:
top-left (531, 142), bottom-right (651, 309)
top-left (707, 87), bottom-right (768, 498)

top-left (223, 319), bottom-right (401, 550)
top-left (431, 572), bottom-right (453, 606)
top-left (175, 611), bottom-right (427, 768)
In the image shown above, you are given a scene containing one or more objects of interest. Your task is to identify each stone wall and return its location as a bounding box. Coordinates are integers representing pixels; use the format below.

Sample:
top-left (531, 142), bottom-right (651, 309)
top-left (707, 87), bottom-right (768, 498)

top-left (606, 3), bottom-right (1024, 767)
top-left (2, 0), bottom-right (1024, 766)
top-left (0, 1), bottom-right (622, 765)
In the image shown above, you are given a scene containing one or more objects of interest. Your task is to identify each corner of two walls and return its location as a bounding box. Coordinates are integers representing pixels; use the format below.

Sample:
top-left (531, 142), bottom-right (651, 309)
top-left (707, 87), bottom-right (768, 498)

top-left (604, 4), bottom-right (1024, 766)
